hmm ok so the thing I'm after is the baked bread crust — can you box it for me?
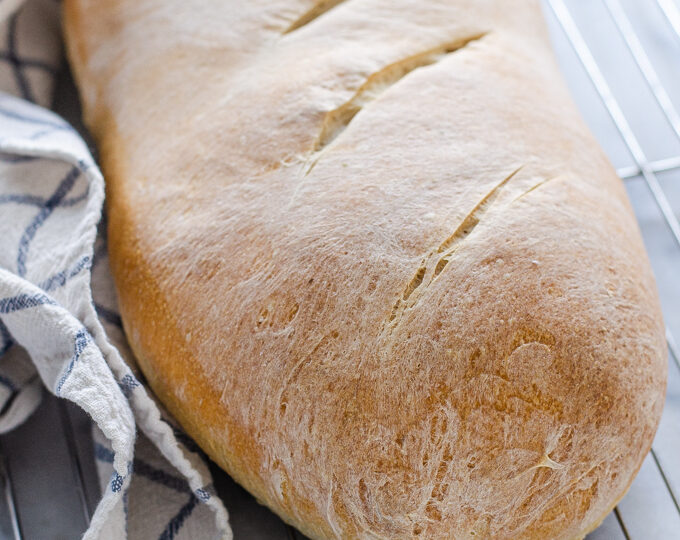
[64,1,667,538]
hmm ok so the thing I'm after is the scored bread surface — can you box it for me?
[63,1,667,538]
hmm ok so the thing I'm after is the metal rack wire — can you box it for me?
[0,1,679,539]
[549,0,680,250]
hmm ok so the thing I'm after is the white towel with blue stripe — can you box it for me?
[0,1,232,538]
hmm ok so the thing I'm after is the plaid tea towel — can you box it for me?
[0,1,232,538]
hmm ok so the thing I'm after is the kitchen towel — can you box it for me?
[0,1,232,538]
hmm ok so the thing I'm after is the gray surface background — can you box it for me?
[1,0,679,538]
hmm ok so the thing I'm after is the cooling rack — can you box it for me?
[0,0,679,538]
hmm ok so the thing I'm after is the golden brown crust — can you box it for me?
[64,1,667,538]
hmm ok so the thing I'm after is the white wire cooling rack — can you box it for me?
[1,1,679,538]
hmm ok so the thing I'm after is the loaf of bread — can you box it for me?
[64,1,667,537]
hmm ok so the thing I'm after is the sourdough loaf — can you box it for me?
[64,1,667,538]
